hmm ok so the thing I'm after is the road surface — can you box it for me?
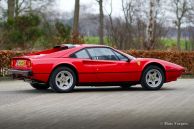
[0,79,194,129]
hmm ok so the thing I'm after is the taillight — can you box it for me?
[12,59,31,69]
[11,60,16,68]
[26,60,32,68]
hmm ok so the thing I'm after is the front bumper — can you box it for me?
[8,69,32,77]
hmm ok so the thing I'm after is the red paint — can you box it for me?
[11,44,185,84]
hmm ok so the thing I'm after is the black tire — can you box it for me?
[141,65,165,90]
[30,82,50,90]
[49,67,76,93]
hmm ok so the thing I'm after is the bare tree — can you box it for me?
[79,5,99,37]
[188,26,194,51]
[15,0,25,17]
[0,0,3,18]
[145,0,156,50]
[105,0,114,46]
[172,0,192,51]
[72,0,80,36]
[15,0,55,17]
[105,0,166,50]
[8,0,15,20]
[106,0,145,49]
[120,0,140,49]
[136,18,147,49]
[96,0,104,45]
[143,0,166,50]
[121,0,133,48]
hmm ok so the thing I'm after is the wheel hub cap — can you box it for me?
[55,71,73,90]
[145,69,162,88]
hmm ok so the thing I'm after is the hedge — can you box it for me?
[0,50,194,77]
[0,50,29,76]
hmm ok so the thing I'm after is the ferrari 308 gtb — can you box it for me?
[9,44,185,93]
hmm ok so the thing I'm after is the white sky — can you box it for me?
[57,0,123,16]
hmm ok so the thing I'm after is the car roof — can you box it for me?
[54,44,107,49]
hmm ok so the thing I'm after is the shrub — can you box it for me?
[55,21,71,42]
[1,14,43,49]
[0,50,194,76]
[0,51,28,76]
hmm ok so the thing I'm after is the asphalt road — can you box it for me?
[0,79,194,129]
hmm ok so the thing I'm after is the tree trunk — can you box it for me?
[29,0,32,13]
[72,0,80,36]
[177,24,181,51]
[8,0,15,20]
[145,0,156,50]
[15,0,19,18]
[98,0,104,45]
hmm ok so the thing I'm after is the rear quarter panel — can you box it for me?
[31,58,78,82]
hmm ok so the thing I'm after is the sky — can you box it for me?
[57,0,123,16]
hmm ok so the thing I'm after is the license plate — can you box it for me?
[16,60,26,67]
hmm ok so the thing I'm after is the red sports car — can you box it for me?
[9,44,185,93]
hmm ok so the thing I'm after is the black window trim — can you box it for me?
[69,46,131,62]
[85,47,127,61]
[111,49,130,61]
[69,48,91,59]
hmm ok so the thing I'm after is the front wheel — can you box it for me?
[141,65,165,90]
[49,67,76,93]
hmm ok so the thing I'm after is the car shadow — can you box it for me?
[0,86,177,94]
[0,87,176,94]
[0,89,54,94]
[73,86,176,93]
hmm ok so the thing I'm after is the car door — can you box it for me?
[70,49,98,83]
[86,47,131,82]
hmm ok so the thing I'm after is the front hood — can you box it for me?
[136,58,171,63]
[135,58,185,71]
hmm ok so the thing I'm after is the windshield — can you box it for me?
[126,54,136,60]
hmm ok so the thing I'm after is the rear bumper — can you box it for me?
[8,69,49,83]
[8,69,32,77]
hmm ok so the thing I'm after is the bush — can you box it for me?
[1,14,43,49]
[0,50,194,77]
[0,51,28,76]
[55,21,71,42]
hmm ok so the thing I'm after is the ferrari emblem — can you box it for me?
[137,61,141,66]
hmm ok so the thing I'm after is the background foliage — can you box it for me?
[0,50,194,76]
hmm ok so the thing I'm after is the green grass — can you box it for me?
[84,36,110,45]
[84,37,192,50]
[160,39,191,50]
[160,39,176,47]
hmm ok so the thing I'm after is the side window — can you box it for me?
[113,51,129,61]
[87,49,96,59]
[71,49,90,59]
[87,48,118,61]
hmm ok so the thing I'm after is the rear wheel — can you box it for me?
[49,67,76,93]
[141,65,165,90]
[30,82,50,90]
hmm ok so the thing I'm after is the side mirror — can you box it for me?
[126,58,130,62]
